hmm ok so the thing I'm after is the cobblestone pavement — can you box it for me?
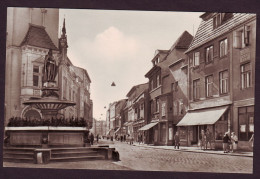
[3,139,253,174]
[3,159,130,170]
[110,140,253,173]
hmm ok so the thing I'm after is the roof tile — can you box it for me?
[20,24,58,50]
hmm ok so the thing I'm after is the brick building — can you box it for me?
[144,31,193,145]
[177,13,256,150]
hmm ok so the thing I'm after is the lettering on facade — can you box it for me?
[240,48,251,62]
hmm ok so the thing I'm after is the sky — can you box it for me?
[58,9,203,121]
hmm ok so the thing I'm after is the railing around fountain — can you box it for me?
[6,117,88,127]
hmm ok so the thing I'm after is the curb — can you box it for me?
[132,144,253,158]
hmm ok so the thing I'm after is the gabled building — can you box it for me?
[144,31,193,146]
[5,8,93,129]
[114,99,127,137]
[125,83,149,140]
[177,13,256,150]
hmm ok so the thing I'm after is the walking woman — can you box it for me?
[230,132,238,152]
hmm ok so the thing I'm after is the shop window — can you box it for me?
[238,106,254,141]
[219,38,228,57]
[205,46,214,63]
[241,63,251,89]
[206,75,213,97]
[215,111,228,140]
[220,70,229,94]
[193,79,200,100]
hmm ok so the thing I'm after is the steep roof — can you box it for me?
[186,13,256,53]
[170,31,193,50]
[20,24,58,50]
[126,83,149,98]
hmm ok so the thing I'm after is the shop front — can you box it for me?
[176,105,230,149]
[133,120,145,142]
[138,121,159,144]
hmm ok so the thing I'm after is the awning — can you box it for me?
[177,106,228,126]
[106,128,113,135]
[138,122,158,131]
[115,127,121,134]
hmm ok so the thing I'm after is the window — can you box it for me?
[157,74,160,87]
[33,66,40,87]
[220,70,229,94]
[171,82,178,92]
[206,75,213,97]
[161,102,166,117]
[193,52,200,66]
[171,83,175,91]
[234,26,250,49]
[205,46,213,63]
[193,79,200,100]
[63,78,67,99]
[175,81,178,91]
[156,99,159,112]
[213,13,224,29]
[241,63,251,89]
[220,39,228,57]
[238,106,254,141]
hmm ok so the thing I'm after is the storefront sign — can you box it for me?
[249,124,254,132]
[240,125,246,132]
[169,128,173,140]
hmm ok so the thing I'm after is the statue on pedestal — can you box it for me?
[43,49,58,83]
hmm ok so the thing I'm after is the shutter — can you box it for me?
[233,31,242,49]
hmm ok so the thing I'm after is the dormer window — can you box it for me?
[213,13,225,29]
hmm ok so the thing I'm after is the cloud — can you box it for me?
[73,26,139,63]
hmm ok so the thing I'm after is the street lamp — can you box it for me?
[111,82,116,86]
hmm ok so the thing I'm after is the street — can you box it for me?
[3,139,253,173]
[109,140,253,173]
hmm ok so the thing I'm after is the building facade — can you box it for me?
[144,31,193,146]
[178,13,256,150]
[5,7,93,129]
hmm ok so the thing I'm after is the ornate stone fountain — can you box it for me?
[5,49,89,148]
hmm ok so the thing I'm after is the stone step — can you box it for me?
[51,151,98,158]
[50,155,105,162]
[3,157,34,163]
[4,152,34,159]
[50,147,93,153]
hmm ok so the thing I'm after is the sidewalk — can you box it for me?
[131,143,253,157]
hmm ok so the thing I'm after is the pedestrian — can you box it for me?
[174,131,180,149]
[223,132,230,153]
[130,135,134,145]
[249,133,254,148]
[140,134,143,144]
[124,135,126,142]
[230,132,238,152]
[200,130,206,150]
[138,133,141,144]
[90,133,94,145]
[96,134,99,143]
[205,129,212,150]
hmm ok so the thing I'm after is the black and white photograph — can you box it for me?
[1,1,258,177]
